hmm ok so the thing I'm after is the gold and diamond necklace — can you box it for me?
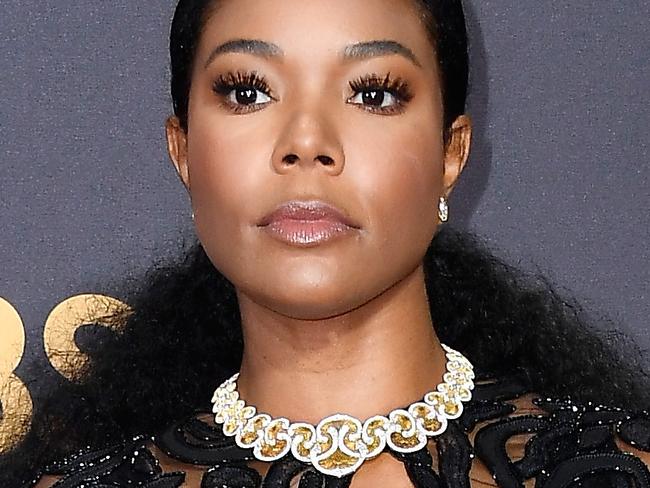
[210,343,475,478]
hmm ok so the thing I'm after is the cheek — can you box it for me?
[346,119,445,254]
[187,107,271,209]
[185,110,272,278]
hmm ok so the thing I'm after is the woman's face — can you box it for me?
[167,0,471,320]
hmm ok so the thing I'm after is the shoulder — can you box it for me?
[463,375,650,485]
[31,434,191,488]
[613,408,650,465]
[31,412,227,488]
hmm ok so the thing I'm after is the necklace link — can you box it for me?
[211,343,475,478]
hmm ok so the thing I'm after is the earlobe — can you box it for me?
[441,115,472,196]
[165,116,190,191]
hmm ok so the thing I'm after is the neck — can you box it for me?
[234,265,447,424]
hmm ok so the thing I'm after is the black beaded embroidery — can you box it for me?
[36,375,650,487]
[35,435,185,487]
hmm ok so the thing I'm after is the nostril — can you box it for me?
[317,155,334,166]
[283,154,299,165]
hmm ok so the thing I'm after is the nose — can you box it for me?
[271,108,345,176]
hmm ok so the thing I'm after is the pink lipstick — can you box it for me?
[258,200,360,247]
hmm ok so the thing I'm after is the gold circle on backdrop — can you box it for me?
[43,294,132,382]
[0,297,24,386]
[0,297,34,454]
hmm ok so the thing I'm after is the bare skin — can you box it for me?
[167,0,470,422]
[32,1,650,486]
[166,0,472,484]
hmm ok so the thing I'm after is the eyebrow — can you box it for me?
[204,38,422,68]
[204,39,283,67]
[343,40,422,68]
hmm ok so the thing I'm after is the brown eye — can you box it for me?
[348,73,413,115]
[227,87,272,106]
[212,71,275,113]
[363,91,384,106]
[349,89,398,109]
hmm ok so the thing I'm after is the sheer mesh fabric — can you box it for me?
[33,374,650,487]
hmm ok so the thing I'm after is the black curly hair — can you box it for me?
[2,1,648,486]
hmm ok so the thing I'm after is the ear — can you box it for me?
[165,116,190,192]
[441,114,472,197]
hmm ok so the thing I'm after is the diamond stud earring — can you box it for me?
[438,196,449,223]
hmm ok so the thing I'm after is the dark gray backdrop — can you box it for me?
[1,0,648,386]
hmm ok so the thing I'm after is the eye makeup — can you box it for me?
[211,69,414,115]
[212,71,275,114]
[348,72,414,115]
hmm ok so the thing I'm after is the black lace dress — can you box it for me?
[32,374,650,487]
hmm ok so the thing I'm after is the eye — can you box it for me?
[348,90,399,109]
[212,71,275,114]
[347,73,413,115]
[226,87,272,106]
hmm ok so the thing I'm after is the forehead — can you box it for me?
[198,0,436,72]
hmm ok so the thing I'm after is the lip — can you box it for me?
[257,199,361,247]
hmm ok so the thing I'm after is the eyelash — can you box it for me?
[212,71,275,114]
[211,71,414,115]
[348,73,414,115]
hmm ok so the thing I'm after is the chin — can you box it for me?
[267,299,361,321]
[250,281,371,321]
